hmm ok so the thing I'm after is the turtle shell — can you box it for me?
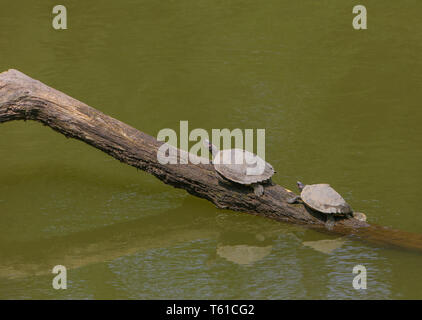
[213,149,275,185]
[301,184,352,215]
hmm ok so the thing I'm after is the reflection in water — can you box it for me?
[0,197,399,299]
[214,230,274,266]
[216,245,272,265]
[302,238,346,255]
[0,0,422,299]
[0,198,294,279]
[0,195,418,299]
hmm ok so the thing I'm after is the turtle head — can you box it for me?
[353,212,367,222]
[203,139,218,158]
[297,181,305,191]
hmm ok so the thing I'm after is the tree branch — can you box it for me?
[1,69,421,252]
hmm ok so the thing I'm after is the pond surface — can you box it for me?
[0,0,421,299]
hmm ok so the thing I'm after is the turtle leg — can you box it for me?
[325,215,335,230]
[287,196,301,204]
[253,184,265,196]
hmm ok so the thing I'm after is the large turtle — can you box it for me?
[288,181,367,228]
[204,139,275,196]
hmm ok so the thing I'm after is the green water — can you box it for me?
[1,0,421,299]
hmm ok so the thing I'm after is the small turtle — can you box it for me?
[288,181,366,228]
[204,139,275,196]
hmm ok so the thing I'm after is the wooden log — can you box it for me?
[1,69,421,252]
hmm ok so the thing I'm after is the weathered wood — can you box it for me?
[1,69,421,252]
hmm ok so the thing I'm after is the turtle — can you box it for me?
[204,139,275,196]
[288,181,367,228]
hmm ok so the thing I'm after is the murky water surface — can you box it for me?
[0,0,421,299]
